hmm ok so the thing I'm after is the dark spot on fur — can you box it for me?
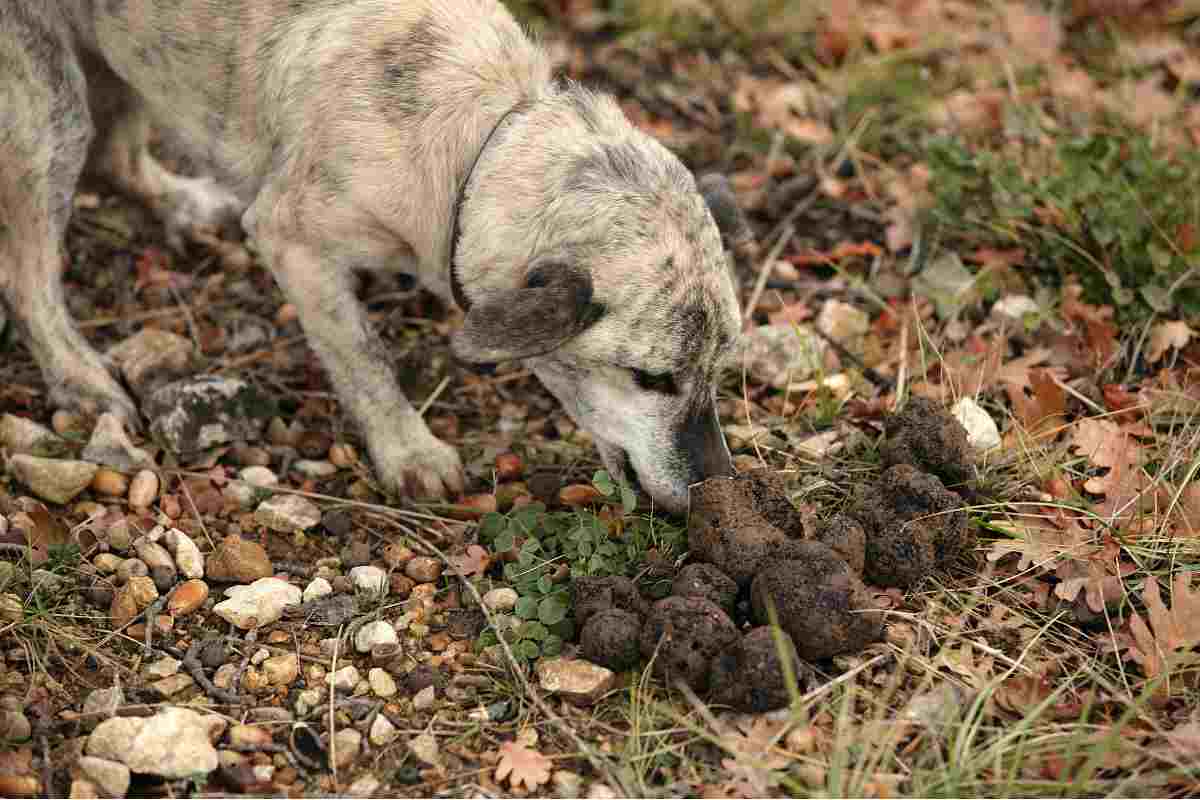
[375,14,446,122]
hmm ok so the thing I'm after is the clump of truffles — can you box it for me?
[814,513,867,574]
[710,626,807,712]
[848,464,972,588]
[580,609,642,671]
[573,575,648,627]
[688,473,808,587]
[672,563,738,616]
[750,541,884,661]
[640,596,740,692]
[880,396,973,487]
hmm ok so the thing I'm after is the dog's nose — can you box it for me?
[676,400,734,481]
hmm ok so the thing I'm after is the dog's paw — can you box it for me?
[161,175,245,251]
[370,434,466,501]
[47,363,141,432]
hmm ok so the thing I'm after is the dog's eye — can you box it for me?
[632,369,678,395]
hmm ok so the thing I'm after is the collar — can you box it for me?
[448,103,524,311]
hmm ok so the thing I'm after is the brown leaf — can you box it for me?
[1004,368,1067,436]
[1146,320,1193,364]
[448,544,491,578]
[494,740,552,791]
[1127,574,1200,682]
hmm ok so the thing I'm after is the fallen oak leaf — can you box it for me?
[1127,574,1200,683]
[1146,320,1193,364]
[494,740,552,791]
[448,544,491,578]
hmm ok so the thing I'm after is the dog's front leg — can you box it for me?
[264,239,465,500]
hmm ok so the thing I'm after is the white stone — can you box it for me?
[369,713,398,746]
[87,707,219,779]
[7,455,97,504]
[254,493,321,532]
[238,466,278,487]
[77,756,131,799]
[332,729,362,768]
[292,459,337,478]
[354,620,398,653]
[0,414,67,457]
[482,587,519,612]
[952,397,1002,451]
[213,578,301,629]
[328,665,361,692]
[302,576,333,603]
[163,528,205,579]
[412,685,437,711]
[992,294,1041,324]
[82,412,154,471]
[143,656,181,680]
[367,668,397,698]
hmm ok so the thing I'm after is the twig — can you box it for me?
[744,223,795,322]
[183,637,246,705]
[417,375,452,418]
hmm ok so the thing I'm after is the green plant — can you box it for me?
[474,470,687,662]
[924,132,1200,321]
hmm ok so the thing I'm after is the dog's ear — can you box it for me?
[451,264,604,363]
[697,173,753,251]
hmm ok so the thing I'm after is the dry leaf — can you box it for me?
[495,740,552,791]
[1127,574,1200,682]
[448,544,491,578]
[1146,320,1193,364]
[1004,4,1062,63]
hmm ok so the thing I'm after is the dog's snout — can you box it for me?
[675,399,733,481]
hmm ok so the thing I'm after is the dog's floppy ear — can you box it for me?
[697,173,752,250]
[451,264,604,364]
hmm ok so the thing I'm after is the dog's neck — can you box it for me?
[448,103,526,311]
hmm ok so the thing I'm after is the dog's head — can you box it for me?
[451,89,745,513]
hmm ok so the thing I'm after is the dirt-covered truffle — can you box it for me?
[688,473,808,587]
[814,514,867,574]
[710,626,807,712]
[672,563,738,616]
[640,596,740,691]
[750,542,884,661]
[580,609,642,671]
[880,396,973,487]
[848,464,973,588]
[573,576,648,628]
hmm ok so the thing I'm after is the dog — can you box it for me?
[0,0,746,514]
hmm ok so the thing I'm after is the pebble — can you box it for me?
[354,620,399,653]
[381,543,415,568]
[291,459,337,478]
[110,576,158,628]
[77,756,131,799]
[262,653,300,685]
[482,587,519,612]
[405,556,443,583]
[87,707,219,778]
[206,535,272,583]
[81,687,125,723]
[328,665,361,692]
[740,324,824,388]
[346,775,381,797]
[144,377,273,453]
[238,465,278,487]
[369,713,399,746]
[91,468,129,497]
[93,553,123,574]
[168,579,209,616]
[412,684,437,711]
[128,469,159,508]
[213,577,301,629]
[367,668,397,698]
[151,674,195,697]
[133,537,176,581]
[228,724,273,749]
[332,729,362,768]
[552,770,584,799]
[105,328,196,398]
[7,455,97,504]
[163,528,204,579]
[349,565,388,595]
[303,576,333,603]
[115,558,148,584]
[0,414,68,457]
[213,664,240,690]
[266,417,299,446]
[294,688,323,717]
[82,412,154,471]
[254,494,321,532]
[328,443,357,468]
[536,658,617,707]
[144,656,181,679]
